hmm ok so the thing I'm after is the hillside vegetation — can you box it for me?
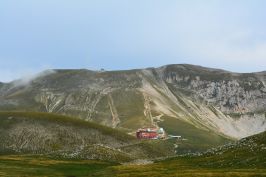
[0,112,174,162]
[0,131,265,177]
[97,131,266,176]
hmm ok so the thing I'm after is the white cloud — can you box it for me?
[12,69,56,87]
[0,63,55,83]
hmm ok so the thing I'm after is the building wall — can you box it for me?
[136,131,158,139]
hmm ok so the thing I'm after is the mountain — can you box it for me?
[0,112,174,162]
[0,64,265,143]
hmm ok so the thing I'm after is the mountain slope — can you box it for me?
[196,130,266,168]
[95,131,266,176]
[0,112,174,162]
[0,64,265,140]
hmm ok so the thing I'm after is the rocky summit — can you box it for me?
[0,64,266,140]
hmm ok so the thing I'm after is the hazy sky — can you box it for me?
[1,0,266,82]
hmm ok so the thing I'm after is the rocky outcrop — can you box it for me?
[162,65,266,113]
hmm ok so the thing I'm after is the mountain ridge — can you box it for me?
[2,63,266,84]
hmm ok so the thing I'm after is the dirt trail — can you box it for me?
[108,94,120,128]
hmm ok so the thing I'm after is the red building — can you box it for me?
[136,127,165,139]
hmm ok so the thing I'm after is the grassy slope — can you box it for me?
[0,111,134,142]
[95,131,266,176]
[0,156,265,177]
[0,112,175,162]
[0,111,231,157]
[0,127,265,177]
[112,90,151,130]
[0,155,114,177]
[158,116,231,153]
